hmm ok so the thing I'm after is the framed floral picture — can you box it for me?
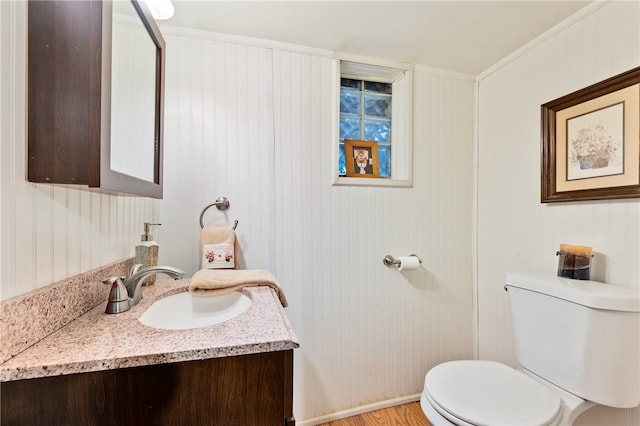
[344,139,380,178]
[541,66,640,202]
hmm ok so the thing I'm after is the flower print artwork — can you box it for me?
[567,102,624,181]
[541,66,640,203]
[201,243,236,269]
[205,249,232,263]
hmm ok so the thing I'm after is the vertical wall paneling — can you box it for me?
[1,2,158,301]
[270,49,475,419]
[156,24,475,421]
[476,2,640,424]
[0,0,15,297]
[159,35,275,276]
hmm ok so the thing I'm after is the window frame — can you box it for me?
[332,58,414,187]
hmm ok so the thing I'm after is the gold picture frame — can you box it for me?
[541,66,640,202]
[345,139,380,178]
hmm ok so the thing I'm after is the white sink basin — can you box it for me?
[138,291,252,330]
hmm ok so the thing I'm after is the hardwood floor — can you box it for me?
[318,402,432,426]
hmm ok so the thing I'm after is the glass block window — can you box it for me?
[334,60,413,187]
[339,78,392,178]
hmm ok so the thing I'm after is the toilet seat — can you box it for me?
[424,360,562,426]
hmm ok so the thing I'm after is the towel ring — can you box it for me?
[199,197,238,230]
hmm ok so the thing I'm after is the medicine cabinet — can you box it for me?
[27,0,165,198]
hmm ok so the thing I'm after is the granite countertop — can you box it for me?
[0,279,299,382]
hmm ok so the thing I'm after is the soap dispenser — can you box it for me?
[135,223,161,285]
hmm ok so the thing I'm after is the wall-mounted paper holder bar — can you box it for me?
[383,254,422,267]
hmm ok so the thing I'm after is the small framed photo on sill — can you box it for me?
[345,139,380,178]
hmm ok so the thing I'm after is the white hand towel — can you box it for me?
[200,226,238,269]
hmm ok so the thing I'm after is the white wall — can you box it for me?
[4,1,638,424]
[0,1,157,301]
[477,2,640,425]
[158,28,475,421]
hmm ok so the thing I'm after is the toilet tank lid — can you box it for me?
[505,272,640,312]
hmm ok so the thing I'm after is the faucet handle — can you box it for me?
[103,276,126,285]
[129,263,143,277]
[103,276,131,314]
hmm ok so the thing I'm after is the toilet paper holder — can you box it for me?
[383,254,422,267]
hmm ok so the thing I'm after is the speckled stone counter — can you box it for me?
[0,279,299,382]
[1,259,132,363]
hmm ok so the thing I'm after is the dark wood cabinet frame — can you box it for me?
[27,0,165,198]
[2,350,295,426]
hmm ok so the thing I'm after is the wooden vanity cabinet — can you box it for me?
[27,0,164,198]
[1,350,295,426]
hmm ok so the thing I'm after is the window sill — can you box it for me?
[332,176,412,188]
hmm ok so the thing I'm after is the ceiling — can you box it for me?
[164,1,592,75]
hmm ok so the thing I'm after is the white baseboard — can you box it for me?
[297,393,423,426]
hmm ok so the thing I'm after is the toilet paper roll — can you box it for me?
[396,255,420,271]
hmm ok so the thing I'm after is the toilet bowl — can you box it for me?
[420,272,639,426]
[420,360,594,426]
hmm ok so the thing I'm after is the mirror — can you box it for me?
[27,0,165,198]
[100,0,165,198]
[110,0,157,182]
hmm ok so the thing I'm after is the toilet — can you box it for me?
[421,272,640,426]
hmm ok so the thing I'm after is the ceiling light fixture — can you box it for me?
[144,0,174,20]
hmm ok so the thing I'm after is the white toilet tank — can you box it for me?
[505,272,640,409]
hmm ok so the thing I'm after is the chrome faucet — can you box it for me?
[124,264,185,306]
[103,264,185,313]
